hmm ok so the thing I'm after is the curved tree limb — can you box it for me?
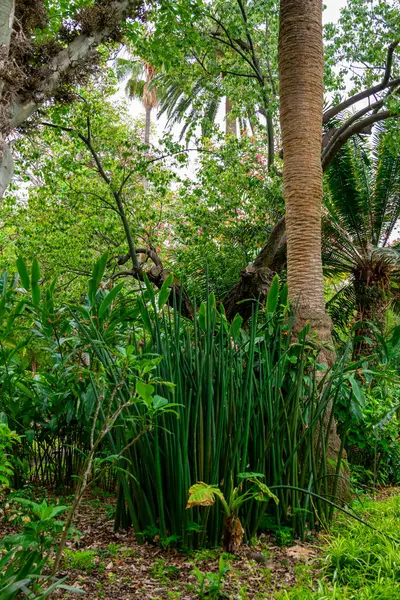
[113,248,193,319]
[0,0,146,198]
[322,110,400,171]
[323,41,399,124]
[10,1,142,129]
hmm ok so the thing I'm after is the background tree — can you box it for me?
[117,57,158,144]
[0,89,180,298]
[0,0,147,196]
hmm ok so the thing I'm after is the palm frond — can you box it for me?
[326,283,357,330]
[325,139,370,249]
[125,78,145,100]
[116,58,144,83]
[322,216,361,275]
[201,97,220,138]
[371,122,400,246]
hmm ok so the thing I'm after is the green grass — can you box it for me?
[276,494,400,599]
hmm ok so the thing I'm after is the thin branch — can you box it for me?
[322,110,400,171]
[236,0,262,79]
[323,41,399,124]
[322,97,385,165]
[222,70,260,79]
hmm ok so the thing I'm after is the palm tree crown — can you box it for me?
[116,57,158,145]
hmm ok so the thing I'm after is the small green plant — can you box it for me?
[150,559,180,582]
[63,549,98,571]
[0,423,20,487]
[2,498,69,554]
[0,498,83,599]
[275,526,295,547]
[192,549,220,563]
[186,474,278,553]
[106,543,120,557]
[192,556,230,599]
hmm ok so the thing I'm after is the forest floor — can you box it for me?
[2,487,400,599]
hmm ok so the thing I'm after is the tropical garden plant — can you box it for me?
[0,1,400,597]
[324,125,400,346]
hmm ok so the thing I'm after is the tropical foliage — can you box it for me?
[324,125,400,335]
[0,0,399,598]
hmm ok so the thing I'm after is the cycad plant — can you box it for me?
[324,124,400,349]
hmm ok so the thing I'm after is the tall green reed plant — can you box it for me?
[113,276,350,548]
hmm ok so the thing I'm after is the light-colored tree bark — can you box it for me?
[225,97,237,137]
[278,0,349,500]
[278,0,328,335]
[0,0,14,97]
[0,0,15,194]
[0,0,143,198]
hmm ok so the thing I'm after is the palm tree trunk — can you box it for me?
[279,0,349,500]
[279,0,328,337]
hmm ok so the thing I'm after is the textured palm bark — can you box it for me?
[279,0,325,324]
[279,0,349,501]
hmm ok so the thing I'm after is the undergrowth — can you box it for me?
[277,493,400,599]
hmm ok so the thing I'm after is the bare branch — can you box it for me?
[323,41,399,124]
[253,217,286,268]
[322,110,400,170]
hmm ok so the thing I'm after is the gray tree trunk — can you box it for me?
[144,106,151,145]
[225,97,237,137]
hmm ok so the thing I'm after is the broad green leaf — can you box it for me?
[158,273,174,310]
[94,252,108,290]
[15,382,35,400]
[198,302,207,332]
[138,297,153,332]
[250,479,279,504]
[143,273,155,299]
[32,282,41,306]
[152,395,169,410]
[229,313,243,339]
[136,380,154,403]
[98,283,124,318]
[266,275,279,313]
[391,325,400,348]
[238,472,264,480]
[349,376,365,407]
[186,482,225,509]
[16,256,30,290]
[31,259,40,285]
